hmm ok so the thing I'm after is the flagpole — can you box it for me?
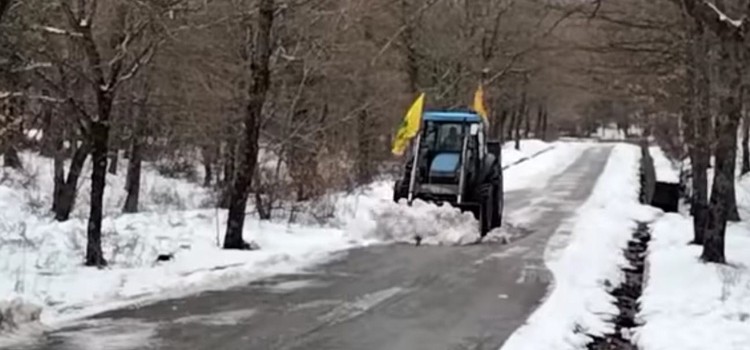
[407,133,422,205]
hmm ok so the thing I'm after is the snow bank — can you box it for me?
[0,207,375,326]
[650,146,679,184]
[0,299,42,333]
[1,151,211,222]
[502,139,553,167]
[637,215,750,350]
[501,144,659,350]
[503,142,587,192]
[0,153,370,327]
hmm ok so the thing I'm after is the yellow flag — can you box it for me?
[391,93,425,156]
[473,85,489,123]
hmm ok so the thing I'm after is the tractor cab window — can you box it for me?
[423,122,465,152]
[440,126,462,151]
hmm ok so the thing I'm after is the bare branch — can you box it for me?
[37,25,83,37]
[113,43,158,89]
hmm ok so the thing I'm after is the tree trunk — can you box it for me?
[255,190,272,220]
[287,107,320,200]
[535,105,544,138]
[3,147,21,169]
[400,0,418,94]
[224,0,274,250]
[704,117,735,263]
[691,22,711,245]
[86,118,110,267]
[727,163,741,221]
[40,105,56,157]
[54,141,89,221]
[495,109,506,142]
[693,146,710,244]
[742,113,750,175]
[108,149,118,175]
[542,108,548,141]
[85,84,115,266]
[356,109,372,185]
[523,105,531,139]
[51,125,65,214]
[515,93,526,150]
[123,133,142,213]
[702,35,743,263]
[201,145,213,187]
[219,139,236,208]
[124,88,149,213]
[514,110,521,150]
[2,95,23,169]
[52,149,65,214]
[506,110,516,141]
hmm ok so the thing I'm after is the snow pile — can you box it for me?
[309,179,481,246]
[0,299,42,333]
[501,144,659,350]
[649,146,679,184]
[366,199,480,245]
[637,216,750,349]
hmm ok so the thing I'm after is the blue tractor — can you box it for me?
[393,110,504,238]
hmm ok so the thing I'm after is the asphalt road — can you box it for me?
[14,145,613,350]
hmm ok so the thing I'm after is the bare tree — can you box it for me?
[742,113,750,175]
[223,0,274,250]
[31,0,174,265]
[1,90,23,169]
[123,83,150,213]
[675,0,748,263]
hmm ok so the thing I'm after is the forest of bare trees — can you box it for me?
[1,0,749,266]
[577,0,750,263]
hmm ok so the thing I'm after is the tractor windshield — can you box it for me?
[424,122,465,152]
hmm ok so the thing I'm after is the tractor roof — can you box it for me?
[423,110,482,123]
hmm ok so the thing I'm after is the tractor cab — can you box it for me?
[414,111,486,200]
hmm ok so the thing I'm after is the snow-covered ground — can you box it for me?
[502,139,553,167]
[636,179,750,350]
[501,143,660,350]
[0,151,377,330]
[0,139,570,334]
[593,125,643,140]
[503,142,587,192]
[650,146,680,184]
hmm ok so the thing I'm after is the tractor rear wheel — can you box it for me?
[478,184,493,237]
[490,169,503,229]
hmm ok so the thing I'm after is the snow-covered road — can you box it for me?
[8,144,614,350]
